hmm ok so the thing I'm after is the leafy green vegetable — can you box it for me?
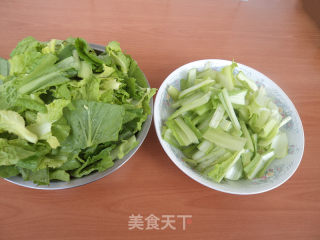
[0,37,156,185]
[0,57,9,78]
[0,110,38,143]
[0,138,35,165]
[75,38,104,66]
[27,99,70,148]
[106,41,130,74]
[0,166,19,178]
[162,62,290,183]
[64,100,124,149]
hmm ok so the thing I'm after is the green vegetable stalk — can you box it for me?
[162,62,290,183]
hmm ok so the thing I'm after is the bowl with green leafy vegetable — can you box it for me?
[0,37,156,189]
[154,59,304,195]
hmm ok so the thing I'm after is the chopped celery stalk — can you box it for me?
[211,152,233,166]
[203,128,246,151]
[183,111,196,119]
[197,112,212,133]
[192,150,206,160]
[191,111,212,125]
[180,78,188,90]
[183,158,198,168]
[259,118,278,138]
[219,119,232,132]
[279,116,292,128]
[182,145,198,158]
[187,68,197,87]
[229,90,247,105]
[219,88,241,130]
[179,79,215,99]
[249,108,271,132]
[258,122,281,147]
[241,150,253,167]
[197,147,226,163]
[174,117,199,145]
[167,85,180,100]
[207,150,244,183]
[183,117,202,139]
[194,102,211,115]
[209,104,225,128]
[229,127,242,137]
[244,150,274,179]
[225,156,243,180]
[198,68,217,80]
[197,140,214,153]
[238,107,250,122]
[196,159,214,172]
[270,110,282,123]
[169,92,211,119]
[166,119,191,146]
[267,101,279,112]
[240,120,254,152]
[257,155,276,178]
[172,91,204,108]
[251,133,258,153]
[162,127,180,148]
[216,62,237,90]
[162,62,291,184]
[244,154,261,179]
[236,71,258,92]
[255,87,270,107]
[271,131,288,158]
[198,152,232,172]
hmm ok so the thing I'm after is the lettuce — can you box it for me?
[0,110,38,143]
[63,100,124,149]
[0,37,156,185]
[28,99,70,148]
[0,57,9,78]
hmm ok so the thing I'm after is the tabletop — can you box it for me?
[0,0,320,239]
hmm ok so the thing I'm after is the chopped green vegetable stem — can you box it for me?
[162,62,291,183]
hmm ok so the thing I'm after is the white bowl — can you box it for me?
[154,59,304,195]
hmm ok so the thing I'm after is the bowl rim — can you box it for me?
[4,43,153,190]
[154,59,305,195]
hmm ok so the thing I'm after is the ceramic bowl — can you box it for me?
[154,59,304,195]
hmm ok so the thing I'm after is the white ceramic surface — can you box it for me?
[154,59,304,195]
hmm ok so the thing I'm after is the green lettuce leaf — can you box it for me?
[0,37,156,185]
[75,38,104,66]
[0,165,19,178]
[71,146,114,178]
[50,169,70,182]
[19,167,50,185]
[0,110,38,143]
[64,100,125,149]
[106,41,130,74]
[27,99,70,148]
[0,57,9,78]
[0,138,35,165]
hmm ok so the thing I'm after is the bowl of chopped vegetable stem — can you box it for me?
[154,59,304,195]
[0,37,156,189]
